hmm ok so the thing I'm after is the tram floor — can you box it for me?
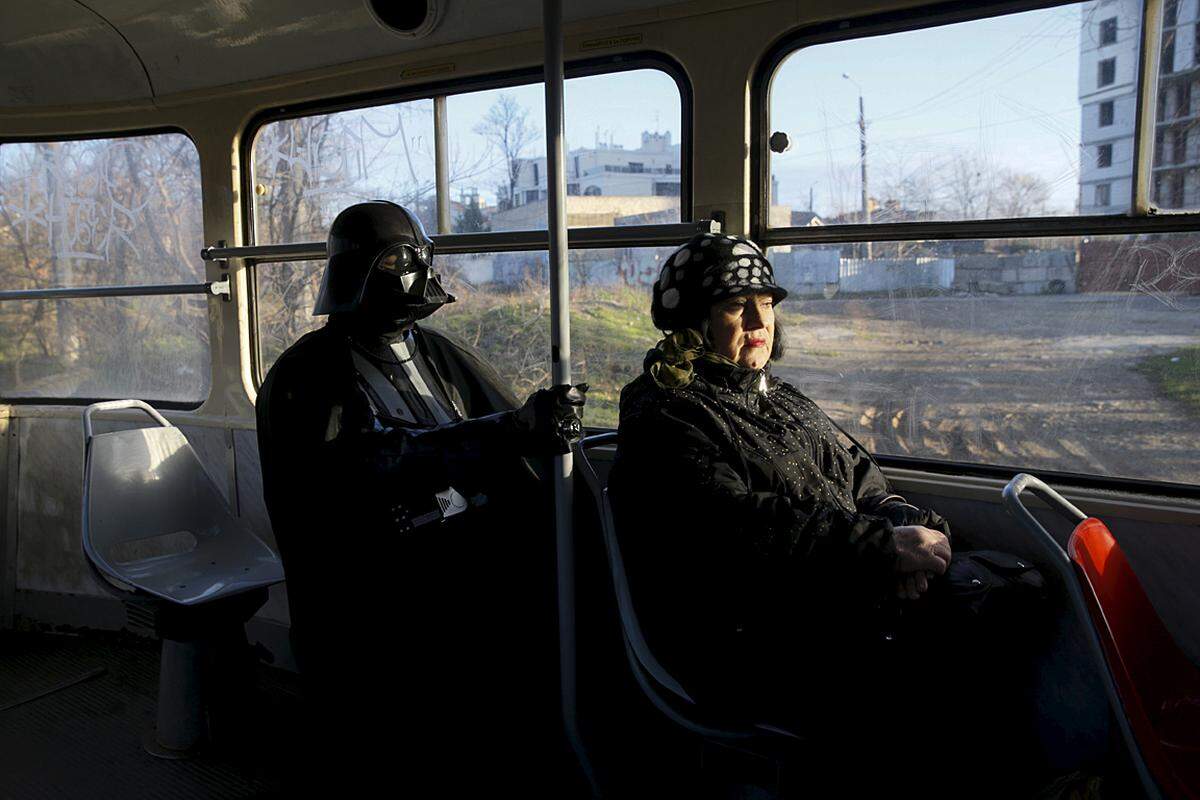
[0,629,301,799]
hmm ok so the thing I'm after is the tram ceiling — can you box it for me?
[1,0,776,111]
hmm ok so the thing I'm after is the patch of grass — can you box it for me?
[1137,346,1200,412]
[430,285,660,429]
[430,284,803,429]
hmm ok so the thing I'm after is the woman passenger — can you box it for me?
[607,232,956,743]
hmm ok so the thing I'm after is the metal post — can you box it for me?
[844,73,871,258]
[434,95,452,234]
[542,0,596,793]
[1132,0,1164,214]
[858,95,872,258]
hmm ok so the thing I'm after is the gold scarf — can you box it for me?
[647,328,737,389]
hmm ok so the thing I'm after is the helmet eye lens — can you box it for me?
[376,245,417,274]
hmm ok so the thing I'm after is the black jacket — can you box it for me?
[609,355,949,709]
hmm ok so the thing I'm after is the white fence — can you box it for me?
[837,257,955,293]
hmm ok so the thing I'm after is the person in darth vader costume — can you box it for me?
[256,201,585,787]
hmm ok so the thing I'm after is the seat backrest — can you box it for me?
[574,438,695,705]
[84,424,234,581]
[1070,518,1200,798]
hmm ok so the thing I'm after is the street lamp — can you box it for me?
[843,73,872,258]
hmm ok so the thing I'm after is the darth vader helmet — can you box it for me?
[313,201,454,320]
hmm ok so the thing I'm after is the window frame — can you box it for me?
[241,52,693,389]
[0,125,211,410]
[751,0,1200,498]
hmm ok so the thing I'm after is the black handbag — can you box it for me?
[936,549,1048,627]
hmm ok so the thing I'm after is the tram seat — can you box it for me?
[575,434,803,782]
[81,399,286,756]
[1004,474,1200,800]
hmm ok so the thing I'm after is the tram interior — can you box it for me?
[2,0,1200,797]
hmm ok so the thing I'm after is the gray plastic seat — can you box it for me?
[81,399,285,756]
[575,433,801,745]
[83,400,284,605]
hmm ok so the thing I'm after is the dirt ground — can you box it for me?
[773,292,1200,486]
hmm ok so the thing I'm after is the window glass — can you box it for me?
[0,295,209,402]
[1151,4,1200,210]
[252,99,438,243]
[251,68,683,241]
[445,69,682,232]
[0,133,210,402]
[769,5,1135,226]
[255,246,677,429]
[766,233,1200,484]
[1100,17,1118,45]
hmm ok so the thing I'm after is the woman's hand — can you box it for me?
[895,570,937,600]
[891,525,951,601]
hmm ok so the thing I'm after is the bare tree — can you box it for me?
[944,153,995,220]
[993,169,1051,218]
[474,94,540,210]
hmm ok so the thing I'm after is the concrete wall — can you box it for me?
[953,250,1078,295]
[772,247,840,296]
[488,195,677,231]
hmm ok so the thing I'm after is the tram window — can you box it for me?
[250,68,684,242]
[0,133,210,403]
[255,246,676,429]
[768,4,1139,222]
[766,233,1200,485]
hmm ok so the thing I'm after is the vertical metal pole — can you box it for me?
[858,95,872,259]
[542,0,596,793]
[434,95,452,234]
[1131,0,1164,215]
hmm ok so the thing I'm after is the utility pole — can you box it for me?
[844,73,871,258]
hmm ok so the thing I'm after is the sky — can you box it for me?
[769,4,1089,216]
[253,3,1097,220]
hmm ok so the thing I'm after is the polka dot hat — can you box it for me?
[651,232,788,331]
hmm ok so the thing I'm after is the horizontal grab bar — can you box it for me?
[0,280,229,302]
[201,220,721,263]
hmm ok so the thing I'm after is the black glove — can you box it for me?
[514,383,588,455]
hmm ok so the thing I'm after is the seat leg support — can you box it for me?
[152,638,206,756]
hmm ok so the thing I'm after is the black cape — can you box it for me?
[256,319,560,774]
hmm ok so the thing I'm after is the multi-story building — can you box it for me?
[509,130,681,206]
[1079,0,1142,214]
[1079,0,1200,213]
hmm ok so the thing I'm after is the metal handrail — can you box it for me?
[0,280,230,302]
[82,399,172,442]
[200,220,721,263]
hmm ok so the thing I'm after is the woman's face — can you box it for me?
[707,291,775,370]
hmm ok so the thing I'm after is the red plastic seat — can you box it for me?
[1069,518,1200,800]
